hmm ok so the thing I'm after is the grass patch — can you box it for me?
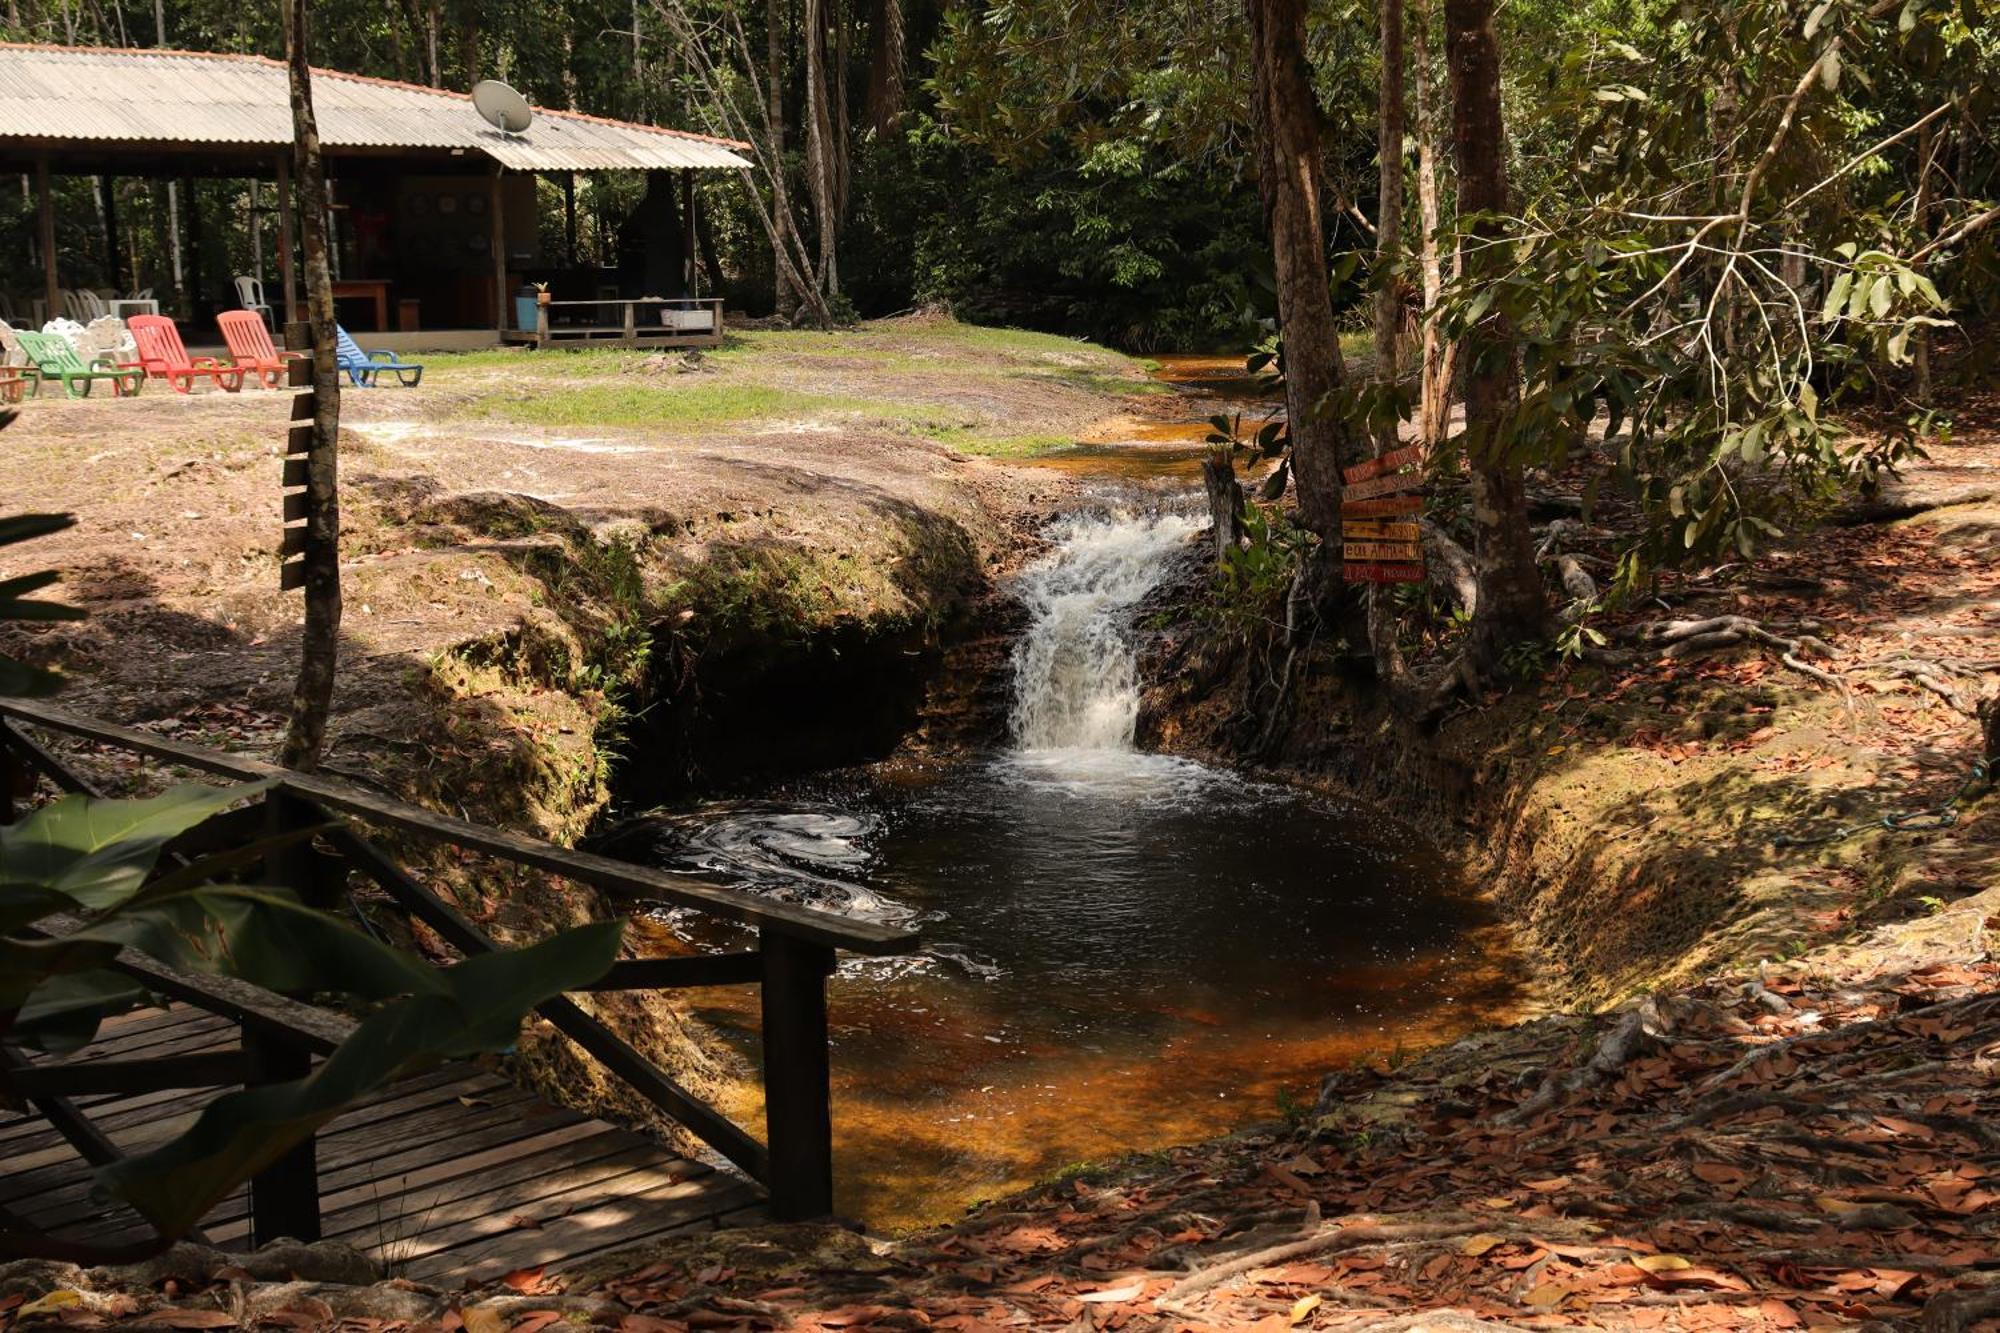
[427,347,652,376]
[929,427,1077,457]
[479,382,863,429]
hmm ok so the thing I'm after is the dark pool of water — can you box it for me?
[610,751,1525,1229]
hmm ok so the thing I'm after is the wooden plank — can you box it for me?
[278,559,306,592]
[1340,520,1420,542]
[410,1173,762,1286]
[286,358,312,389]
[1341,443,1424,485]
[0,700,918,954]
[187,1095,580,1232]
[4,1050,256,1097]
[303,1125,646,1234]
[290,391,316,420]
[282,457,311,488]
[1341,562,1427,584]
[318,1147,691,1261]
[1343,541,1423,563]
[1341,470,1423,503]
[283,492,310,523]
[1,1071,518,1200]
[16,1070,499,1227]
[583,953,763,991]
[286,424,314,455]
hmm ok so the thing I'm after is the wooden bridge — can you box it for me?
[0,699,918,1276]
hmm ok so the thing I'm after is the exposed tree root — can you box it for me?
[1637,614,1846,691]
[1497,1001,1661,1127]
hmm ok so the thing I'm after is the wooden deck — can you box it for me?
[2,1005,767,1285]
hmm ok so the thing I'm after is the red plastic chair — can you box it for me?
[129,315,245,394]
[217,310,307,389]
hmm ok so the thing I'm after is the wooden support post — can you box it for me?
[275,153,299,333]
[621,299,637,344]
[536,296,548,350]
[243,1025,320,1244]
[490,166,507,335]
[563,171,578,266]
[36,158,57,324]
[0,720,30,824]
[99,175,124,294]
[759,929,835,1221]
[680,168,696,297]
[263,785,331,910]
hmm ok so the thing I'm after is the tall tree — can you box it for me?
[1245,0,1354,540]
[1372,0,1406,421]
[767,0,794,316]
[1442,0,1544,669]
[1367,0,1410,681]
[1410,0,1453,453]
[279,0,343,772]
[802,0,841,295]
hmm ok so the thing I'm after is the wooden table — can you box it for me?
[330,278,391,331]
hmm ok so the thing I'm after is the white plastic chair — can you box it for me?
[234,275,273,329]
[64,289,107,322]
[107,287,159,319]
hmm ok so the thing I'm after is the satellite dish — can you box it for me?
[472,80,533,135]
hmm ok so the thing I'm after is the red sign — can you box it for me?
[1342,494,1425,518]
[1342,470,1423,502]
[1341,444,1425,485]
[1341,562,1426,584]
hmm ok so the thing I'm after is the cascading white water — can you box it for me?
[1009,508,1200,753]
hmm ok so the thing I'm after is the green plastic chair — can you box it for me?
[17,330,143,399]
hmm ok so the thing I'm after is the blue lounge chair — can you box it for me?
[334,325,423,387]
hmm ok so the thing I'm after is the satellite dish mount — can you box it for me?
[472,80,534,136]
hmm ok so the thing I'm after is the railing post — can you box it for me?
[759,929,835,1221]
[262,787,333,910]
[621,300,637,345]
[536,297,549,350]
[244,1025,320,1244]
[0,720,27,824]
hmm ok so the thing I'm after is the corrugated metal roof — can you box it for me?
[0,44,752,170]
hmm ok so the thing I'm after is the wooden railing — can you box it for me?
[511,296,726,349]
[0,698,917,1233]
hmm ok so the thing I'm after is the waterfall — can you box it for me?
[1009,509,1199,753]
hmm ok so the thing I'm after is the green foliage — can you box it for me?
[0,781,622,1239]
[1213,503,1313,640]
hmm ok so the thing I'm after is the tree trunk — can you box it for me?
[1373,0,1406,419]
[1368,0,1409,682]
[279,0,342,773]
[1442,0,1545,669]
[802,0,841,300]
[1411,0,1454,451]
[1245,0,1353,540]
[1203,454,1245,561]
[864,0,905,133]
[1911,120,1936,405]
[767,0,795,317]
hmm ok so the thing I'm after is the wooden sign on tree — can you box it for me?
[1339,445,1425,584]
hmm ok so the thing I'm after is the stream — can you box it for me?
[615,359,1527,1230]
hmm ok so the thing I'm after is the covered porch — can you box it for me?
[0,44,752,352]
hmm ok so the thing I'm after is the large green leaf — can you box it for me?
[10,968,151,1054]
[0,782,274,913]
[95,885,442,1001]
[100,920,623,1236]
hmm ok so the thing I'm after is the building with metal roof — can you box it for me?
[5,43,752,347]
